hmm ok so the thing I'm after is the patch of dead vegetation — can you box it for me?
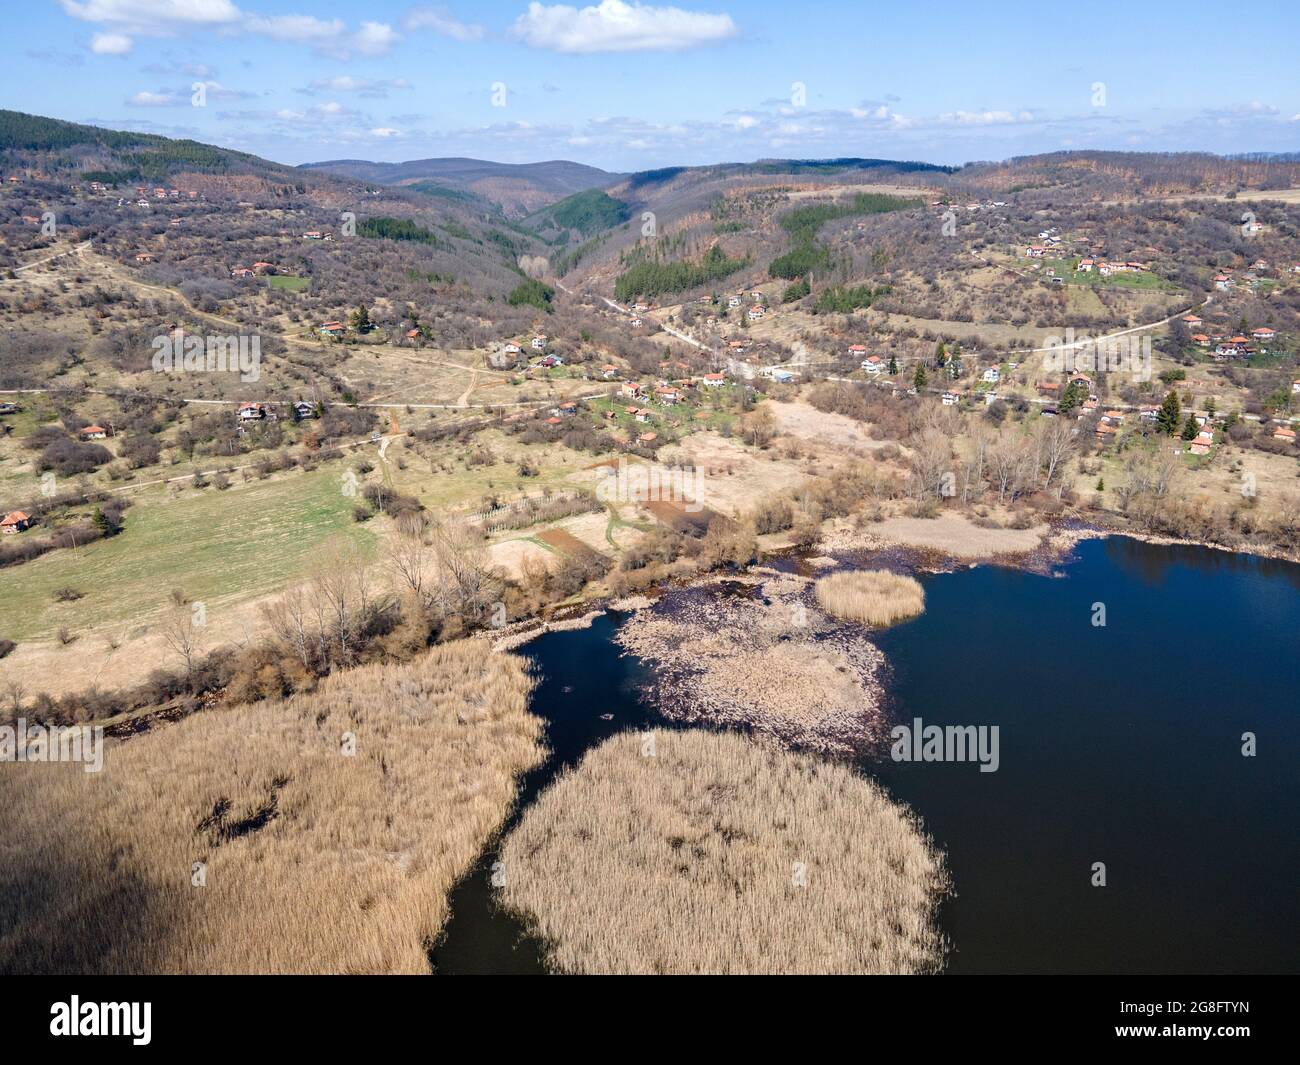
[498,728,946,974]
[615,575,884,755]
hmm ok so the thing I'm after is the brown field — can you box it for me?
[497,728,946,974]
[535,526,608,566]
[0,640,543,974]
[815,569,926,627]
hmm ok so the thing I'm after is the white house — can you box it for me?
[942,392,958,406]
[982,367,1000,384]
[701,373,727,388]
[531,336,547,350]
[747,306,766,321]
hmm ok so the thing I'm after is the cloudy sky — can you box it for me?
[9,0,1300,170]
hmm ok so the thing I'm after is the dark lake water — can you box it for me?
[432,537,1300,975]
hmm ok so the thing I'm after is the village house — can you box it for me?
[304,230,323,240]
[1214,274,1233,291]
[293,401,318,421]
[134,252,154,263]
[982,367,1000,384]
[79,425,107,440]
[1076,259,1095,272]
[1025,246,1046,258]
[630,317,644,328]
[1182,314,1202,327]
[1,511,33,534]
[701,373,727,388]
[599,364,619,379]
[1190,430,1215,456]
[319,321,346,337]
[861,355,884,374]
[1292,379,1300,395]
[531,335,548,350]
[635,408,654,423]
[654,386,682,405]
[1036,381,1060,396]
[1252,327,1276,341]
[237,402,271,423]
[536,354,563,368]
[766,368,796,384]
[848,344,868,357]
[1275,427,1297,444]
[620,381,645,400]
[747,306,766,321]
[230,266,256,279]
[638,431,658,444]
[728,296,741,307]
[942,392,959,406]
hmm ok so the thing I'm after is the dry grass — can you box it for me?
[615,577,885,755]
[498,729,946,974]
[0,640,543,974]
[815,569,926,627]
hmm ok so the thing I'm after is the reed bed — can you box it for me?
[0,641,543,974]
[615,576,885,755]
[498,729,947,974]
[815,570,926,627]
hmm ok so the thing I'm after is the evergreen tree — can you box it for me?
[913,363,928,389]
[1157,390,1181,435]
[1181,413,1199,441]
[350,304,371,332]
[888,354,898,375]
[92,507,115,537]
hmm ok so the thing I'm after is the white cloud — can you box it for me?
[90,31,134,53]
[510,0,737,53]
[62,2,399,58]
[734,114,758,129]
[127,89,182,106]
[61,0,241,26]
[369,127,403,138]
[402,7,484,41]
[356,21,399,55]
[938,110,1035,126]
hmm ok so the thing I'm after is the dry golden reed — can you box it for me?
[498,729,946,974]
[815,569,926,627]
[0,640,543,974]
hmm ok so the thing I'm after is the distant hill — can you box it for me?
[0,110,556,296]
[300,156,618,217]
[0,109,299,186]
[523,189,631,240]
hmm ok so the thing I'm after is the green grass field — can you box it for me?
[267,274,310,292]
[0,466,373,641]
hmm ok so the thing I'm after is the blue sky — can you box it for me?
[7,1,1299,170]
